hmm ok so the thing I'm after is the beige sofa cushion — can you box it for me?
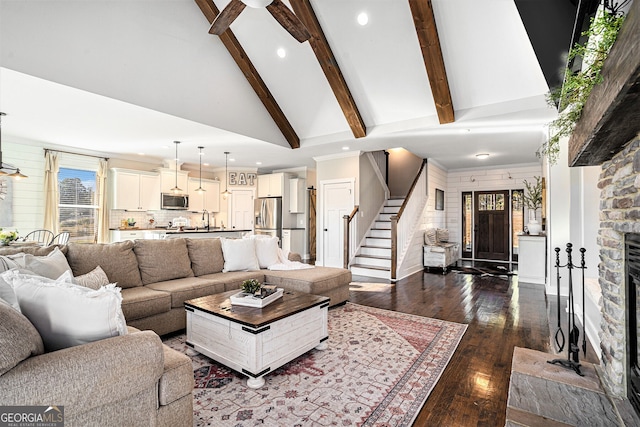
[159,345,194,406]
[264,266,351,296]
[66,241,143,288]
[146,277,226,308]
[0,244,67,257]
[186,238,224,276]
[134,239,194,285]
[120,287,172,321]
[0,298,44,375]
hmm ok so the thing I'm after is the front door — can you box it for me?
[474,190,510,261]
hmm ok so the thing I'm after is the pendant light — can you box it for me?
[171,141,182,193]
[0,112,28,180]
[221,151,232,200]
[195,146,205,193]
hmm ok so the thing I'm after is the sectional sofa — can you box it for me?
[0,238,351,426]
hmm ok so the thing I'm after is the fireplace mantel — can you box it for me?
[568,0,640,167]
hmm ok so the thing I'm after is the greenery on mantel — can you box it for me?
[538,5,626,165]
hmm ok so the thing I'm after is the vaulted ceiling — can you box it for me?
[0,0,573,171]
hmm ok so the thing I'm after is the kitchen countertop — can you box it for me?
[110,228,251,234]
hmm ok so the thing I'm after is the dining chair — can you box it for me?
[50,231,70,246]
[21,229,55,246]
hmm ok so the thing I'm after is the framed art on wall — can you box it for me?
[435,188,444,211]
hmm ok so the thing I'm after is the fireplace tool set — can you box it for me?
[548,243,587,376]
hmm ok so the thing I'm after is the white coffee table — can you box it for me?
[185,290,329,389]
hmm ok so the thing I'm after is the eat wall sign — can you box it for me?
[228,172,257,187]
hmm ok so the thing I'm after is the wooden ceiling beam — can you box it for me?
[290,0,367,138]
[408,0,455,124]
[194,0,300,149]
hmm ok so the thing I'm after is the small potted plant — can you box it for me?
[523,176,543,235]
[241,278,262,296]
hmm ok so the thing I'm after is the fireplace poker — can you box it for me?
[580,247,587,357]
[554,247,565,352]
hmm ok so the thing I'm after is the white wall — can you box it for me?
[446,163,543,251]
[546,135,602,360]
[2,137,47,233]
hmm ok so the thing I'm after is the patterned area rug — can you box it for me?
[163,303,467,427]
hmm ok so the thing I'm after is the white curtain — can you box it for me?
[96,159,109,243]
[43,151,59,234]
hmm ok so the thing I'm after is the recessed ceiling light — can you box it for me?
[476,153,490,160]
[256,161,262,165]
[277,47,286,58]
[137,152,145,156]
[342,146,350,150]
[357,12,369,26]
[229,158,236,162]
[203,162,210,166]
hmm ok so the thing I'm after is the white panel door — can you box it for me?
[230,190,253,231]
[322,181,353,268]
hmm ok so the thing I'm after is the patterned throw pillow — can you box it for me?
[424,229,437,246]
[74,266,110,290]
[436,228,449,243]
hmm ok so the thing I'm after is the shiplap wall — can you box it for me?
[1,138,46,232]
[446,163,543,247]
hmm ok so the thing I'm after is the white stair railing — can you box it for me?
[390,160,428,280]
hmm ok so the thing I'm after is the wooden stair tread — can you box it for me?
[361,245,391,249]
[355,255,391,260]
[351,264,391,271]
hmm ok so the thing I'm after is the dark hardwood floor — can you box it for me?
[348,269,598,427]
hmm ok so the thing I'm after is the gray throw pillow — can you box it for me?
[0,298,44,375]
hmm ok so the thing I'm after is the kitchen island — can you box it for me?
[109,228,251,242]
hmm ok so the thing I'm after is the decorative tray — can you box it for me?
[230,288,284,308]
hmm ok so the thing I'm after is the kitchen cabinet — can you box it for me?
[110,229,148,242]
[110,169,160,211]
[289,177,306,213]
[160,169,189,194]
[188,178,220,213]
[282,229,305,255]
[257,173,285,197]
[518,235,546,285]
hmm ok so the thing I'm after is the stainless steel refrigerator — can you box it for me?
[254,197,282,244]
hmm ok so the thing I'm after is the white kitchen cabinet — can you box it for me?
[160,169,189,194]
[110,229,147,242]
[289,177,306,213]
[282,229,305,255]
[110,169,160,211]
[257,173,285,197]
[188,178,221,213]
[518,235,547,285]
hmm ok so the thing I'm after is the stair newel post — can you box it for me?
[391,214,398,280]
[343,214,350,269]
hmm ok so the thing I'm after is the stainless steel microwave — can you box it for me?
[161,193,189,210]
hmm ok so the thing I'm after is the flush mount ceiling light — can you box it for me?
[171,141,183,193]
[476,153,490,160]
[221,151,232,200]
[0,112,28,180]
[195,146,206,194]
[357,12,369,26]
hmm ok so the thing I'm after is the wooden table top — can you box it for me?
[184,290,330,329]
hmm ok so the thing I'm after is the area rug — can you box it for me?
[450,265,515,277]
[349,281,395,292]
[163,303,466,427]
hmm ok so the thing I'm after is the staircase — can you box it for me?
[350,198,403,279]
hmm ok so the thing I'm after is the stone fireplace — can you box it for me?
[597,134,640,414]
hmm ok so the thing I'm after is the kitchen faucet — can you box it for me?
[202,210,210,231]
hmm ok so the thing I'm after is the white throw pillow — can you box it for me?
[0,257,21,311]
[251,235,280,268]
[74,266,110,290]
[0,269,127,352]
[11,247,72,279]
[220,238,260,272]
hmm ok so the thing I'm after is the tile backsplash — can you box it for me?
[110,210,218,229]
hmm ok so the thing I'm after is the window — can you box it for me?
[59,167,98,243]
